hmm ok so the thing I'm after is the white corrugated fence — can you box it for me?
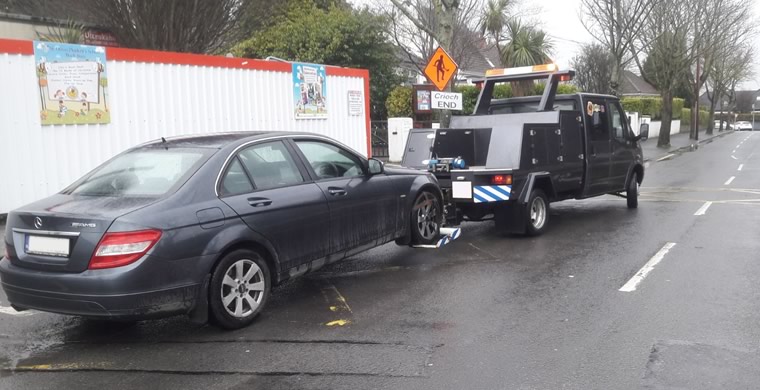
[0,39,370,213]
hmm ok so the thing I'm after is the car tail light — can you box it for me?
[89,230,162,270]
[491,174,513,185]
[3,246,9,260]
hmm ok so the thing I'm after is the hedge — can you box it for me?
[620,97,685,120]
[681,108,710,127]
[532,82,579,96]
[456,85,480,115]
[386,86,413,118]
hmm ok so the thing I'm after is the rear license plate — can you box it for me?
[26,235,70,257]
[452,181,472,199]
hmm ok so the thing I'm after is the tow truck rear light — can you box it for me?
[491,174,513,185]
[486,63,558,77]
[89,229,162,270]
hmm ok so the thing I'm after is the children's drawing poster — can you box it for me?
[34,41,110,125]
[293,62,327,119]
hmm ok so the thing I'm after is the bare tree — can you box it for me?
[570,43,614,94]
[639,0,700,147]
[580,0,655,96]
[705,47,754,134]
[383,0,483,75]
[686,0,754,138]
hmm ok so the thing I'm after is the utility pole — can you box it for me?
[693,57,700,141]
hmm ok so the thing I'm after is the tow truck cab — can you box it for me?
[409,65,649,235]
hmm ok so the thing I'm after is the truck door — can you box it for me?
[608,101,635,191]
[583,97,614,195]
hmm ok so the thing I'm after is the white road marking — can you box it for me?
[724,176,736,186]
[619,243,677,292]
[738,164,744,171]
[657,154,675,162]
[731,155,738,160]
[0,305,35,317]
[694,201,713,216]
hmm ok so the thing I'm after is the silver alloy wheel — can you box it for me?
[530,196,547,230]
[221,259,265,318]
[415,192,439,241]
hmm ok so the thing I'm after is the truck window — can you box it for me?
[610,103,628,141]
[585,99,609,141]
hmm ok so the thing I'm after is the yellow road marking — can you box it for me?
[325,319,352,327]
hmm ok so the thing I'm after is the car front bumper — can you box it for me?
[0,256,208,320]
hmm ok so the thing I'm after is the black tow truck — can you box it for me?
[403,65,650,235]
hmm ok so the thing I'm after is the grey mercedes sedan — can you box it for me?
[0,132,442,329]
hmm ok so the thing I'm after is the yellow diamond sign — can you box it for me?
[424,47,458,91]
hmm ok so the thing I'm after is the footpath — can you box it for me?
[641,129,735,162]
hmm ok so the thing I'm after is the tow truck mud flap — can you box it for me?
[412,227,462,249]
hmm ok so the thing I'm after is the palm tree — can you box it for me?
[479,0,511,53]
[501,20,554,96]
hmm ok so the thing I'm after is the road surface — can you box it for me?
[1,131,759,389]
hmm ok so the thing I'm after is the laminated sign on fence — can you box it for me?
[33,41,110,125]
[293,62,327,119]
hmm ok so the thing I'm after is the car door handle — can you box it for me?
[247,197,272,207]
[327,187,347,196]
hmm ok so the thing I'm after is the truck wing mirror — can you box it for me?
[638,123,649,141]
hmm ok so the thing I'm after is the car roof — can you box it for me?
[138,131,316,149]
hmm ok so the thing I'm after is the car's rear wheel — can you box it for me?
[627,173,639,209]
[410,190,441,245]
[525,189,549,236]
[209,249,270,330]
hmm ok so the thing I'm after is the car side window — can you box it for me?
[295,141,365,180]
[586,99,610,141]
[221,157,254,196]
[610,103,628,142]
[238,141,304,191]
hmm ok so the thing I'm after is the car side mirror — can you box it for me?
[638,123,649,141]
[368,158,384,175]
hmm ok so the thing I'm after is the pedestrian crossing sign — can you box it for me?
[424,47,458,92]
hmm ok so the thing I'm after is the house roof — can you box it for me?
[460,43,502,77]
[620,71,659,96]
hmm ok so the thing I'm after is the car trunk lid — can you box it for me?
[5,194,158,273]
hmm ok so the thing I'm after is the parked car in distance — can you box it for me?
[0,132,443,329]
[736,121,753,131]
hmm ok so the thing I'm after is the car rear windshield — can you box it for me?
[67,148,211,197]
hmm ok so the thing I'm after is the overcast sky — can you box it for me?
[349,0,760,91]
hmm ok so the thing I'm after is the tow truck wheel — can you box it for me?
[526,189,549,236]
[411,190,441,245]
[627,173,639,209]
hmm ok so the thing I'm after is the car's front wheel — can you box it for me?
[410,190,441,245]
[209,249,270,330]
